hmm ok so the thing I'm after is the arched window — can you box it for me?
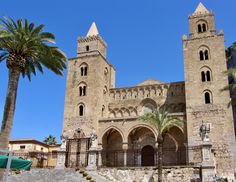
[84,67,87,76]
[199,46,210,61]
[200,67,212,82]
[80,63,88,76]
[79,82,87,96]
[202,24,207,32]
[79,104,85,116]
[142,103,154,114]
[197,21,208,33]
[201,71,206,82]
[200,51,204,60]
[204,92,211,104]
[206,71,211,81]
[79,86,86,96]
[198,24,202,33]
[80,67,84,76]
[204,50,209,60]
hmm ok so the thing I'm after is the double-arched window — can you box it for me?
[199,46,210,61]
[79,82,87,96]
[201,67,212,82]
[198,23,207,33]
[201,71,211,82]
[80,63,88,76]
[197,20,208,33]
[199,50,209,60]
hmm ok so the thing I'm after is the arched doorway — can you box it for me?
[127,126,156,166]
[141,145,154,166]
[102,128,123,167]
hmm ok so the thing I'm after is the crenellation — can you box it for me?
[109,82,185,102]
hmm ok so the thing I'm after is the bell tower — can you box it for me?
[183,3,236,177]
[62,22,115,139]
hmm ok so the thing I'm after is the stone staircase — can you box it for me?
[8,169,88,182]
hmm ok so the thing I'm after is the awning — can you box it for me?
[0,154,32,170]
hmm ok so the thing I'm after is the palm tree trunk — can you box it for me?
[0,68,20,181]
[0,68,20,149]
[158,141,163,182]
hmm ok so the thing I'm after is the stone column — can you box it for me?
[201,141,215,182]
[98,143,103,167]
[55,151,67,169]
[86,149,98,170]
[199,123,215,182]
[55,137,67,169]
[86,130,98,171]
[122,143,128,167]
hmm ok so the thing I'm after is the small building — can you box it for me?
[9,138,60,168]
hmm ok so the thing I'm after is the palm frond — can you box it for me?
[139,110,185,138]
[166,133,179,152]
[0,17,67,80]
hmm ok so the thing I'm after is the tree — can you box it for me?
[226,42,236,62]
[221,43,236,107]
[0,17,67,150]
[139,110,185,182]
[43,134,57,145]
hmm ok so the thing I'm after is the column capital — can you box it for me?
[98,143,103,151]
[122,143,128,150]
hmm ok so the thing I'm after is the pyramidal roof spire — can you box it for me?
[86,22,99,37]
[193,2,210,15]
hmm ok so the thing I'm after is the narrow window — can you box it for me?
[86,46,89,51]
[81,67,84,76]
[204,50,209,60]
[205,92,211,104]
[198,24,202,33]
[200,51,204,60]
[206,71,211,81]
[202,24,207,32]
[84,67,87,76]
[201,71,206,82]
[102,105,105,117]
[83,86,86,96]
[79,105,84,116]
[79,87,83,96]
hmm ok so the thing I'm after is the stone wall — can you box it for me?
[94,167,200,182]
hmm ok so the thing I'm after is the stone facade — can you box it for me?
[61,3,236,179]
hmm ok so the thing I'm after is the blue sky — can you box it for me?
[0,0,235,143]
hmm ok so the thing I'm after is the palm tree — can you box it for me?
[139,110,185,182]
[44,134,57,145]
[0,17,67,150]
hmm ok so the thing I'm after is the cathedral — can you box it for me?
[61,3,236,179]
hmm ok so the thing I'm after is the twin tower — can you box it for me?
[62,3,236,178]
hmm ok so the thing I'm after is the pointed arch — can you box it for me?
[127,124,158,141]
[101,126,125,143]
